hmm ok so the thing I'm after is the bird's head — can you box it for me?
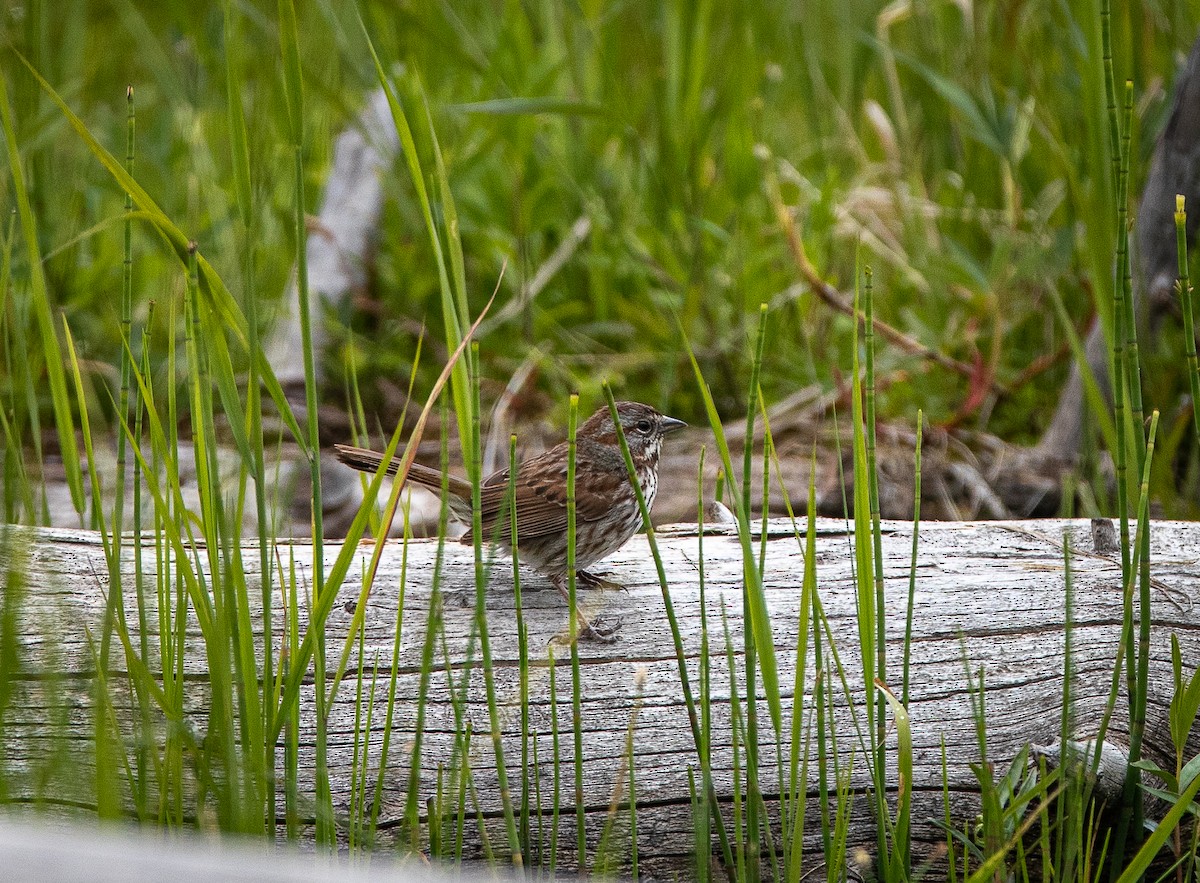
[579,401,687,460]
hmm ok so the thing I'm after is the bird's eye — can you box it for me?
[635,419,652,434]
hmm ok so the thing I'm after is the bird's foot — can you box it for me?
[577,570,627,592]
[551,613,621,645]
[579,614,622,643]
[549,576,622,643]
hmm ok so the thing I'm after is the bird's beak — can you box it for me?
[661,416,688,434]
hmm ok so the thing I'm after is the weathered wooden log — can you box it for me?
[2,519,1198,880]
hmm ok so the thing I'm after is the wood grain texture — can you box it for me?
[2,519,1198,879]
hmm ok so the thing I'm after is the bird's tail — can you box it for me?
[333,444,396,475]
[333,444,475,503]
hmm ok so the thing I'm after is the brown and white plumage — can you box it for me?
[334,402,686,638]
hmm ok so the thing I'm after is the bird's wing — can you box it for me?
[467,442,625,540]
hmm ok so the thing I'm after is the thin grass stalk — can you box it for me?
[455,720,471,863]
[623,700,640,882]
[880,683,912,877]
[1117,80,1146,475]
[0,210,37,522]
[222,2,274,823]
[133,304,154,813]
[507,433,532,856]
[348,625,368,849]
[165,290,179,533]
[466,745,497,864]
[360,654,380,848]
[184,243,242,826]
[849,264,884,867]
[92,387,168,822]
[113,83,133,568]
[697,446,713,883]
[166,414,184,830]
[721,603,746,881]
[0,67,84,517]
[863,265,896,876]
[369,494,411,842]
[600,382,735,872]
[466,342,522,867]
[284,553,299,839]
[1129,411,1160,784]
[326,347,478,701]
[405,409,454,849]
[943,738,957,883]
[0,527,24,800]
[1055,533,1077,881]
[549,646,562,876]
[434,504,483,870]
[1098,64,1138,876]
[433,762,446,861]
[356,17,474,449]
[812,534,834,874]
[966,665,1003,871]
[674,314,782,738]
[1174,196,1200,454]
[1087,539,1133,808]
[429,787,442,859]
[80,627,140,811]
[1119,85,1153,864]
[213,445,266,828]
[1099,0,1134,596]
[99,343,174,822]
[270,297,490,748]
[741,303,769,881]
[439,582,477,865]
[762,404,788,871]
[195,249,264,831]
[1037,755,1053,883]
[758,398,771,581]
[63,317,121,817]
[567,394,587,872]
[1100,0,1120,195]
[902,411,922,708]
[532,732,544,870]
[419,86,470,337]
[429,405,460,854]
[787,460,819,883]
[829,744,856,883]
[863,267,885,670]
[276,0,330,843]
[689,767,704,881]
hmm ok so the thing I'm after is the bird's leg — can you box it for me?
[550,575,621,643]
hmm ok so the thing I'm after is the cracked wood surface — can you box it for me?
[2,518,1199,879]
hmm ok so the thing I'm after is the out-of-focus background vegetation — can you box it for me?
[2,0,1198,489]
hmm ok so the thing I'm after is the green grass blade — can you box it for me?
[356,14,474,451]
[0,66,84,517]
[1175,196,1200,461]
[674,312,782,735]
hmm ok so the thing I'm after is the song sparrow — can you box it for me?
[334,401,687,639]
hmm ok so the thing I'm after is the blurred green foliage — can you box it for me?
[1,0,1198,461]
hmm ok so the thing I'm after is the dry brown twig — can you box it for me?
[771,196,1010,396]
